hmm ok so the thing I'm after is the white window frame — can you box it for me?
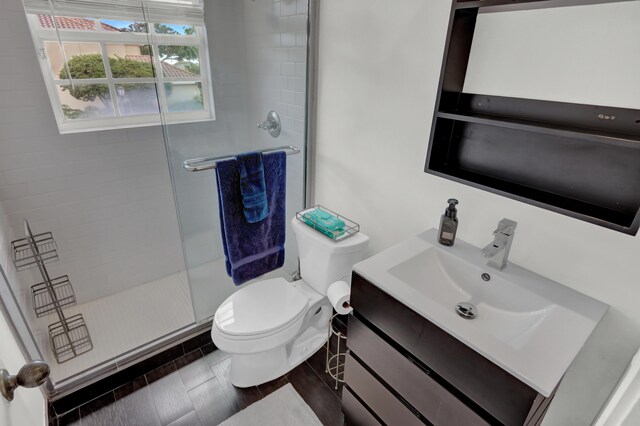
[26,14,216,134]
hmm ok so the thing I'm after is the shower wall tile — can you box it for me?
[281,0,298,17]
[244,0,309,278]
[161,0,310,322]
[0,0,185,304]
[167,0,250,272]
[288,47,306,62]
[296,0,309,14]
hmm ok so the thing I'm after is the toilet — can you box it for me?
[211,217,369,388]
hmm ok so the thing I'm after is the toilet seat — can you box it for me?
[214,277,309,338]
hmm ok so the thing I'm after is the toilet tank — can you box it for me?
[291,218,369,296]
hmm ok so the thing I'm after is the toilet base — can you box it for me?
[229,303,332,388]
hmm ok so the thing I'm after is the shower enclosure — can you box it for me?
[0,0,315,397]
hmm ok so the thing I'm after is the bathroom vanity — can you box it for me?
[341,229,608,425]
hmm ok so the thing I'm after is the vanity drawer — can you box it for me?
[341,387,382,426]
[351,272,539,425]
[344,353,424,426]
[348,315,489,426]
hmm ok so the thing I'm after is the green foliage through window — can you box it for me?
[122,22,148,33]
[59,54,155,102]
[58,54,154,119]
[58,53,106,81]
[109,56,155,78]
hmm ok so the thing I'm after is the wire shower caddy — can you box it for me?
[11,220,92,363]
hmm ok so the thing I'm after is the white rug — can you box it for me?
[218,383,323,426]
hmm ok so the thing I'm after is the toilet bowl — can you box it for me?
[211,217,369,388]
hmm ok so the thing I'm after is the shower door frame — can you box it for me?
[305,0,320,208]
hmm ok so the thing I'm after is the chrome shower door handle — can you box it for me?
[256,110,281,138]
[1,360,50,401]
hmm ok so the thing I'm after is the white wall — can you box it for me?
[464,1,640,109]
[595,346,640,426]
[315,0,640,423]
[0,0,185,304]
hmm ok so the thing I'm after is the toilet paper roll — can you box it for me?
[327,280,353,315]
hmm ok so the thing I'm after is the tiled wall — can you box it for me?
[244,0,308,273]
[164,0,310,321]
[165,0,251,270]
[166,0,308,271]
[0,0,185,305]
[245,0,308,141]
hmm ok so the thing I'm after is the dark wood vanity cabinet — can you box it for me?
[341,273,555,426]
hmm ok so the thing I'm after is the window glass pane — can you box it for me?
[164,82,204,112]
[45,42,105,80]
[37,15,97,31]
[100,20,148,33]
[154,23,196,35]
[115,84,160,116]
[158,46,200,77]
[106,44,156,78]
[57,84,114,119]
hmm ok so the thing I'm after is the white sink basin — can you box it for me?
[388,247,554,347]
[353,229,608,397]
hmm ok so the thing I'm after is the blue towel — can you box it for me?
[216,151,287,285]
[236,152,269,223]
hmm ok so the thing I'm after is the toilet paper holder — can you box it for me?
[325,313,348,390]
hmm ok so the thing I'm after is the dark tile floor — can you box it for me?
[52,334,345,426]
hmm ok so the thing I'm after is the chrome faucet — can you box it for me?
[256,110,281,138]
[481,218,517,270]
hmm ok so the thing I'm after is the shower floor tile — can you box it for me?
[36,270,195,383]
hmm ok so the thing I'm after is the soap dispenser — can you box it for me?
[438,199,459,246]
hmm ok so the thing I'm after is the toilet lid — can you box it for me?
[214,277,309,337]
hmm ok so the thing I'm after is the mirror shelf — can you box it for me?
[425,0,640,235]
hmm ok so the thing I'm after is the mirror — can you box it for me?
[463,1,640,110]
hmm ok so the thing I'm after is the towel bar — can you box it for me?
[183,145,300,172]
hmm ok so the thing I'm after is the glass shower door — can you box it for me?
[161,0,311,322]
[13,0,201,387]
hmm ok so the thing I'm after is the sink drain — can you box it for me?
[455,302,477,320]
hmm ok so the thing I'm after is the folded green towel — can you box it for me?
[302,209,345,239]
[306,209,345,230]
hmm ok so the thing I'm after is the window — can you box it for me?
[23,0,214,133]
